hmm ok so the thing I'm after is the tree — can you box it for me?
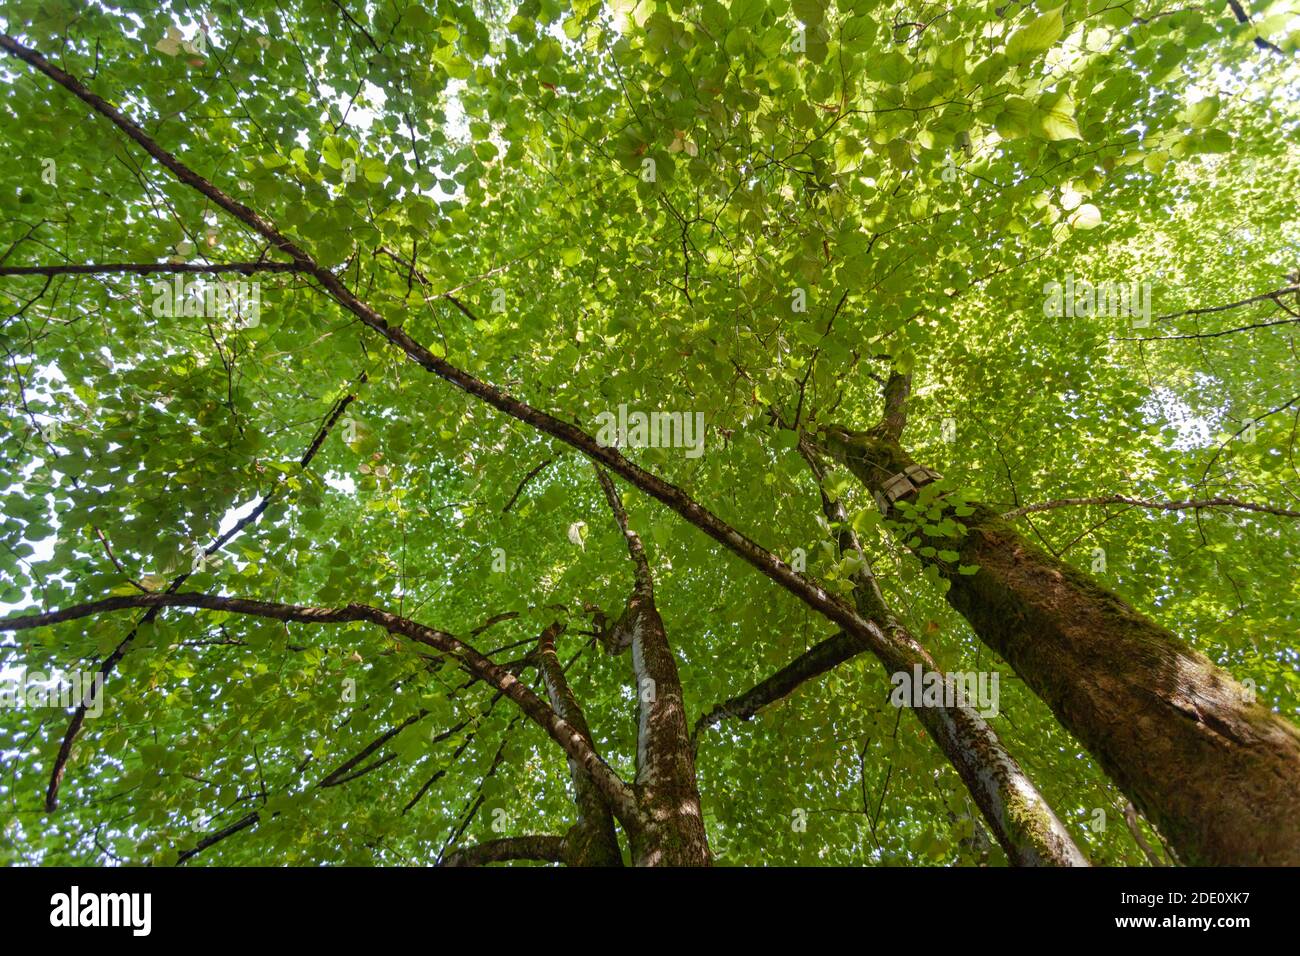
[0,0,1297,866]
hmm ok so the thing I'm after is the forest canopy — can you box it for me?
[0,0,1298,867]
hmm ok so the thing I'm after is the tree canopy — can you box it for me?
[1,0,1298,867]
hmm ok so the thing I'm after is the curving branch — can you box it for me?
[440,834,568,867]
[0,591,639,825]
[37,368,365,812]
[1004,495,1300,520]
[1124,802,1168,867]
[1118,284,1300,341]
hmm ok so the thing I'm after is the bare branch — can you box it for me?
[1004,495,1300,520]
[502,458,554,513]
[0,261,306,277]
[1118,285,1300,341]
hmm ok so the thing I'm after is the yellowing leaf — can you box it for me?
[155,26,184,57]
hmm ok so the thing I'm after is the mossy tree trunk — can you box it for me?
[815,424,1300,865]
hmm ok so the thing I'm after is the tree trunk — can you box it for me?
[693,443,1086,864]
[809,450,1085,866]
[536,622,624,866]
[596,468,712,866]
[816,424,1300,865]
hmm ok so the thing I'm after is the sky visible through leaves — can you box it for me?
[0,0,1298,867]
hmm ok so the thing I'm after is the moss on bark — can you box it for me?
[818,424,1300,865]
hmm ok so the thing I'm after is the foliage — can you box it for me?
[0,0,1297,866]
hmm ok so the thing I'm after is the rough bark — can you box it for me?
[535,621,624,866]
[595,468,711,866]
[2,34,1259,866]
[814,423,1300,865]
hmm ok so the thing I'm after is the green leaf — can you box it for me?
[1182,95,1220,128]
[1036,92,1082,141]
[1007,7,1064,63]
[868,52,911,85]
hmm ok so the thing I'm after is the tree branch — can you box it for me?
[1124,802,1168,867]
[0,592,639,825]
[176,811,261,865]
[440,834,568,867]
[1004,495,1300,520]
[0,38,1079,866]
[880,369,912,441]
[593,466,709,865]
[36,369,364,812]
[1117,285,1300,341]
[535,621,623,865]
[705,439,1088,867]
[1226,0,1288,55]
[0,261,307,277]
[693,629,863,744]
[502,458,554,513]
